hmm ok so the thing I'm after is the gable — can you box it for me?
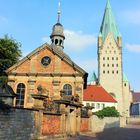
[103,33,119,50]
[6,43,87,76]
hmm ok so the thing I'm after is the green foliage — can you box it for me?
[0,76,7,87]
[0,35,22,76]
[94,107,119,118]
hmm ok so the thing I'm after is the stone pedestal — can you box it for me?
[31,94,48,109]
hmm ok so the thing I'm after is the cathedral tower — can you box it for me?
[98,0,123,114]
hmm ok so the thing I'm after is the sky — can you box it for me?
[0,0,140,91]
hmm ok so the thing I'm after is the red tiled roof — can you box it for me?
[133,92,140,102]
[83,85,117,103]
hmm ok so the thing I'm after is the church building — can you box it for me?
[98,0,132,116]
[5,3,88,108]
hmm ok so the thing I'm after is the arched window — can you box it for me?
[15,83,25,108]
[59,39,62,46]
[55,39,58,45]
[63,84,72,96]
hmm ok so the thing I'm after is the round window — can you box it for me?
[41,56,51,66]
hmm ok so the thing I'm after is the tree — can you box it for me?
[0,35,22,76]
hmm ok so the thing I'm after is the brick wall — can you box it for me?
[42,114,61,135]
[80,117,89,132]
[0,108,35,140]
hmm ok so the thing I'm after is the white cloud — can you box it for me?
[126,43,140,53]
[42,36,50,44]
[75,58,97,73]
[75,58,98,82]
[42,29,97,52]
[64,29,97,51]
[122,10,140,24]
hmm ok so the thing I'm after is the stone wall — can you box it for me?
[0,107,92,139]
[0,108,35,140]
[127,117,140,124]
[91,115,120,132]
[119,116,127,127]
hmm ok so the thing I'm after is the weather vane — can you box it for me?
[57,0,61,23]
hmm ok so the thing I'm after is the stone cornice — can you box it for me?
[7,72,83,77]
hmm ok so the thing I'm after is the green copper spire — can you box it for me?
[90,72,97,83]
[99,0,119,41]
[123,74,128,82]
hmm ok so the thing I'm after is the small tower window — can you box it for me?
[116,64,118,67]
[103,64,105,67]
[124,83,127,87]
[55,39,58,45]
[103,70,105,74]
[107,71,109,74]
[112,64,114,67]
[103,57,105,60]
[116,57,118,60]
[107,57,109,60]
[114,51,116,54]
[116,70,118,74]
[112,71,114,74]
[59,39,62,46]
[107,64,109,67]
[112,57,114,60]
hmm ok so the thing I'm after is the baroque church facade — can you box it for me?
[98,0,132,116]
[6,5,88,108]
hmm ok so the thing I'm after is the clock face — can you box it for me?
[41,56,51,66]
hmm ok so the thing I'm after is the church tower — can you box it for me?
[98,0,123,114]
[50,1,65,50]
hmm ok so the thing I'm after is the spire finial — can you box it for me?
[57,0,61,23]
[106,0,111,9]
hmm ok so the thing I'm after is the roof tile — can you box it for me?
[83,85,117,103]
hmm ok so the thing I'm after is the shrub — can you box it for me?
[94,107,119,118]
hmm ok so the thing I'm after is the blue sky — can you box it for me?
[0,0,140,91]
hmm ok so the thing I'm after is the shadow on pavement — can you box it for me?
[96,127,140,140]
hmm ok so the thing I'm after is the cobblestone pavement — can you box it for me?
[55,123,140,140]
